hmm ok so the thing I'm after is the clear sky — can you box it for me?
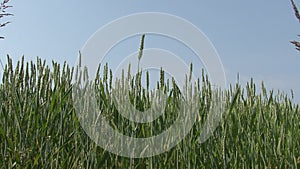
[1,1,300,103]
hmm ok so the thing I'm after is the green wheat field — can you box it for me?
[0,54,299,168]
[0,37,299,168]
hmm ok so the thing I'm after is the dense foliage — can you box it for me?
[0,56,299,168]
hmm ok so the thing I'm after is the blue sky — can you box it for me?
[1,1,300,102]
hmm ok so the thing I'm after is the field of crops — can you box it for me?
[0,55,299,168]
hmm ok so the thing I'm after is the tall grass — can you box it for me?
[0,54,299,168]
